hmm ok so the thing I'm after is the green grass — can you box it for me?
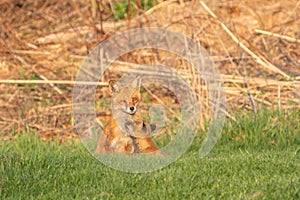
[0,109,299,199]
[113,0,157,21]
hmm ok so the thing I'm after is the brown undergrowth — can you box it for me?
[0,0,299,142]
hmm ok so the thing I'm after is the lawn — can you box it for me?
[0,110,299,199]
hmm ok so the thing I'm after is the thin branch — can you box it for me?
[0,79,108,86]
[254,28,300,44]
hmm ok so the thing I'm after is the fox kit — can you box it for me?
[94,76,164,155]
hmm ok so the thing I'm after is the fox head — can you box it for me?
[109,76,141,115]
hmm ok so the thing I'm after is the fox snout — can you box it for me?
[114,100,138,115]
[126,105,137,115]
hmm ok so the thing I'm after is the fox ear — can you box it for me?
[109,80,120,93]
[131,76,141,89]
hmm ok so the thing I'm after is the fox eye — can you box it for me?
[132,97,138,104]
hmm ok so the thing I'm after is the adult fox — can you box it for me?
[94,76,164,155]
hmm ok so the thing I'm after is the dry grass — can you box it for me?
[0,0,299,141]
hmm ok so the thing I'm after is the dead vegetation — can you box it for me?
[0,0,299,142]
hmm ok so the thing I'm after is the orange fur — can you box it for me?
[94,77,164,155]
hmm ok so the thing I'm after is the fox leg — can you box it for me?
[94,132,108,154]
[111,135,135,154]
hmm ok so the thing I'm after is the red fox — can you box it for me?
[94,76,164,155]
